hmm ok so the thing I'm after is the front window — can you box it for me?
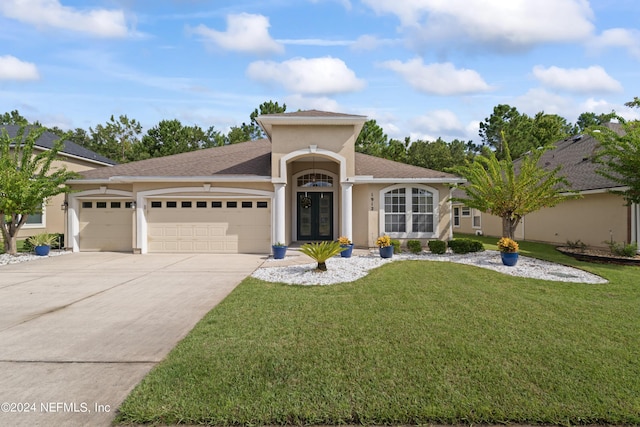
[24,203,45,227]
[297,173,333,187]
[382,185,437,237]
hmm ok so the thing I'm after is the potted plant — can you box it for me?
[497,237,519,266]
[376,235,393,259]
[272,242,288,260]
[338,236,353,258]
[28,233,57,256]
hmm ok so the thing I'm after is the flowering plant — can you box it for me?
[376,235,392,248]
[338,236,352,245]
[497,237,519,253]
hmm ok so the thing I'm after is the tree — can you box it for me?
[355,119,388,156]
[0,126,79,255]
[1,110,30,126]
[449,134,578,239]
[246,100,287,140]
[479,105,572,159]
[590,117,640,205]
[141,119,218,157]
[89,115,143,163]
[574,111,620,133]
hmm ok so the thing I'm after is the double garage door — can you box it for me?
[146,198,271,253]
[78,198,271,253]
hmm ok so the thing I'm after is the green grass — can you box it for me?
[116,240,640,426]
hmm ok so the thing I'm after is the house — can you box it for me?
[65,110,465,253]
[1,125,116,240]
[454,123,640,248]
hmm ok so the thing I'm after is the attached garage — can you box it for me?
[146,198,271,254]
[79,200,134,252]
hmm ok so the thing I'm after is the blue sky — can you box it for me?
[1,0,639,143]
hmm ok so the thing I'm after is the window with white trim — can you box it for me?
[472,209,481,228]
[381,185,438,237]
[461,206,471,217]
[453,206,461,227]
[24,203,45,227]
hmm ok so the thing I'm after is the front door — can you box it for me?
[297,192,333,240]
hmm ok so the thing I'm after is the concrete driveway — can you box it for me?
[0,252,265,427]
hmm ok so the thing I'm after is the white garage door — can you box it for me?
[79,200,134,252]
[147,199,271,253]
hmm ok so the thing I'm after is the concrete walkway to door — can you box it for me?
[0,252,265,427]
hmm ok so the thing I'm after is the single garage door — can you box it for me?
[147,199,271,253]
[79,200,134,251]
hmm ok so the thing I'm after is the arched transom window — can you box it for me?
[297,173,333,187]
[381,185,438,237]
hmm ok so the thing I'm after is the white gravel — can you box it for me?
[252,250,608,285]
[0,250,70,266]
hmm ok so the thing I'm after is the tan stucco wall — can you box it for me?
[455,192,629,248]
[17,156,111,239]
[271,125,357,178]
[355,183,452,247]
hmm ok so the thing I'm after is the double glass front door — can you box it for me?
[297,192,332,240]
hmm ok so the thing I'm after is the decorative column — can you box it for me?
[341,181,353,241]
[136,195,147,254]
[274,183,287,244]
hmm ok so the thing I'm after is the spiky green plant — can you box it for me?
[299,241,346,271]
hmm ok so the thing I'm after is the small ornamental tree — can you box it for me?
[0,126,79,255]
[589,112,640,205]
[449,134,579,239]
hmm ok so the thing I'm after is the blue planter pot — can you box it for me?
[34,245,50,256]
[272,245,287,260]
[340,244,353,258]
[501,252,519,266]
[379,245,393,259]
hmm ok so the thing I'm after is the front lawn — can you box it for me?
[116,242,640,425]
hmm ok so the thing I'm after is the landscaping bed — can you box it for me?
[557,246,640,266]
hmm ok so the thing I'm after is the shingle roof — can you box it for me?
[78,139,272,180]
[355,152,461,180]
[3,125,116,165]
[75,137,461,183]
[533,122,623,192]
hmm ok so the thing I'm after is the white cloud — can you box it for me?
[350,35,399,51]
[512,88,573,117]
[381,58,491,95]
[284,94,341,113]
[0,55,39,80]
[191,13,284,55]
[532,65,623,93]
[307,0,352,10]
[0,0,131,38]
[362,0,594,51]
[590,28,640,59]
[246,57,365,95]
[410,110,465,135]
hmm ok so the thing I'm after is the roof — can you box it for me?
[533,122,624,192]
[355,152,461,180]
[74,138,462,183]
[77,139,272,180]
[263,110,367,119]
[3,125,116,166]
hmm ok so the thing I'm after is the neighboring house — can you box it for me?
[2,125,116,240]
[65,110,464,253]
[454,123,640,248]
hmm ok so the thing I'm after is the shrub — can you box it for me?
[427,240,446,254]
[566,239,587,252]
[449,238,486,254]
[391,239,401,254]
[338,236,351,245]
[299,241,345,271]
[27,233,58,247]
[497,237,519,253]
[407,240,422,254]
[605,240,638,258]
[376,235,391,248]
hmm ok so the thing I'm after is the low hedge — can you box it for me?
[447,238,484,254]
[427,240,447,254]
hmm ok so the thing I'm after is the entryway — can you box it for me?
[297,191,333,240]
